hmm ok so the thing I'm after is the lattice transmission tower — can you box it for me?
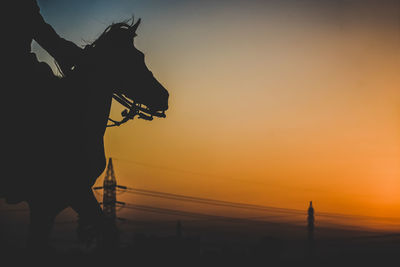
[103,158,117,219]
[93,158,126,248]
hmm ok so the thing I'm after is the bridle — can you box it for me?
[55,52,166,128]
[107,93,166,127]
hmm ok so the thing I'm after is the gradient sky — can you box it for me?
[30,0,400,230]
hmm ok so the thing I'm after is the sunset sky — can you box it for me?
[29,0,400,230]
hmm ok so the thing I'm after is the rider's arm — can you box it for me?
[31,1,82,72]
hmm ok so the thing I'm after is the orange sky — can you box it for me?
[30,1,400,230]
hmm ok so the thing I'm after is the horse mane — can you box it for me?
[56,19,137,77]
[86,19,136,49]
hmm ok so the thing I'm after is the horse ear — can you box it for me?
[130,18,141,38]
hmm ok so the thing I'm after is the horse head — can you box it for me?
[82,18,169,125]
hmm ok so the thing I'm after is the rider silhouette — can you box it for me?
[14,0,82,75]
[2,0,83,203]
[2,0,105,251]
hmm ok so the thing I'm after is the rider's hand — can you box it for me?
[57,41,84,74]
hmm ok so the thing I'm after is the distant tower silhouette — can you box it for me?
[103,158,117,220]
[307,201,315,254]
[93,158,127,248]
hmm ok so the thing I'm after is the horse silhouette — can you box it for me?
[13,18,169,250]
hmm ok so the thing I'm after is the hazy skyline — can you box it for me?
[24,0,400,230]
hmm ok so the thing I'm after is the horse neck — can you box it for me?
[72,64,113,139]
[86,77,113,138]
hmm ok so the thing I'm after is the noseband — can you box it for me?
[107,93,166,127]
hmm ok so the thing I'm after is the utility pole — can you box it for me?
[307,201,315,256]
